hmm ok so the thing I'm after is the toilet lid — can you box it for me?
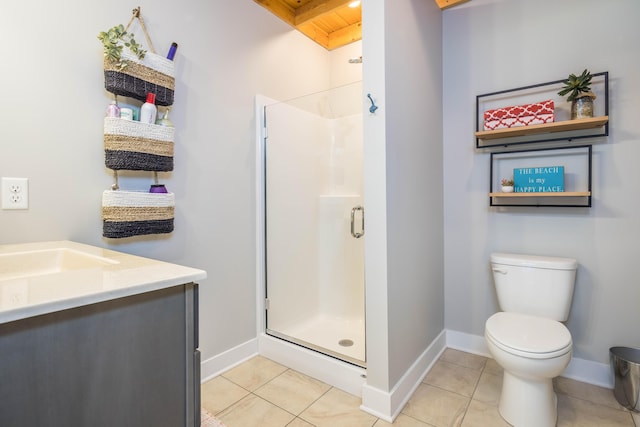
[485,312,572,359]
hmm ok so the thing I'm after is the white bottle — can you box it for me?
[139,93,157,124]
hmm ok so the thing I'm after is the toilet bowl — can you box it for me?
[485,311,572,427]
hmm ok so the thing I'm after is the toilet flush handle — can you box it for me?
[492,267,508,275]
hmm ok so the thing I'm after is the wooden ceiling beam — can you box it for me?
[296,22,330,49]
[295,0,354,26]
[327,21,362,50]
[434,0,470,10]
[254,0,296,26]
[258,0,478,50]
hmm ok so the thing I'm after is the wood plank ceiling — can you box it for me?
[253,0,470,50]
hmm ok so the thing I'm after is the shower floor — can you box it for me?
[274,313,365,366]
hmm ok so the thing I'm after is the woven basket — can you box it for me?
[102,8,175,106]
[102,190,174,238]
[104,117,174,171]
[104,50,176,106]
[104,49,175,106]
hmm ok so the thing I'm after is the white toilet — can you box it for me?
[485,253,577,427]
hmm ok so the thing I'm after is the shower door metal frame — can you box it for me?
[260,89,366,368]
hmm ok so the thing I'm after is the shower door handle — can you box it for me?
[351,206,364,238]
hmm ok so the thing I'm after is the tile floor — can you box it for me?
[201,348,639,427]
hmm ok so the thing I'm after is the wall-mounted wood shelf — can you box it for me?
[489,145,593,207]
[489,191,591,198]
[475,72,609,149]
[477,73,609,207]
[476,116,608,141]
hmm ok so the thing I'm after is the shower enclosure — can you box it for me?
[263,81,365,367]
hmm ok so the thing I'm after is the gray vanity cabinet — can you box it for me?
[0,283,200,427]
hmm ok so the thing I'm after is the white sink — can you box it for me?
[0,248,119,281]
[0,241,205,324]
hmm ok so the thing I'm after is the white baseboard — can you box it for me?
[445,329,491,357]
[200,338,258,383]
[564,355,613,388]
[445,329,613,389]
[360,330,447,422]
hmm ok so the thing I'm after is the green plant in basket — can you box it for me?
[557,69,594,102]
[98,24,146,70]
[501,178,514,186]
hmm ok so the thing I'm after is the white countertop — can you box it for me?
[0,241,207,324]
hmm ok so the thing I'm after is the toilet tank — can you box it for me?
[490,253,578,321]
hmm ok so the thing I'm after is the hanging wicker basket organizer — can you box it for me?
[102,190,174,239]
[103,8,175,106]
[103,117,174,171]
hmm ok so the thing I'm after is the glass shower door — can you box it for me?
[264,82,365,366]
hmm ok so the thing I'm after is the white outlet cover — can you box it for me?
[2,177,29,209]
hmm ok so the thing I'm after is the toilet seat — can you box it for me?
[486,312,572,359]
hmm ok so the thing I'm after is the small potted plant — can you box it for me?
[501,178,514,193]
[558,69,596,120]
[98,24,146,70]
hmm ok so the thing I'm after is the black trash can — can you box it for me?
[610,346,640,412]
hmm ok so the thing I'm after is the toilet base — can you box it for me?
[499,370,557,427]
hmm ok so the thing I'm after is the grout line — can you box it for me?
[202,377,252,416]
[298,385,334,414]
[210,352,636,426]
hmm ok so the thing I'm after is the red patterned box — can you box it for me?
[483,100,554,130]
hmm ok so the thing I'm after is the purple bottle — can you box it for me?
[149,184,168,193]
[167,43,178,61]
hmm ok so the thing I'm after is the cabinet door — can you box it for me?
[0,285,195,427]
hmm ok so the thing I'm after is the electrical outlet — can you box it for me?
[2,177,29,209]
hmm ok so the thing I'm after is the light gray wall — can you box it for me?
[385,0,444,388]
[443,0,640,364]
[0,0,333,362]
[364,0,444,390]
[362,0,391,390]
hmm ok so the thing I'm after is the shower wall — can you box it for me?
[317,114,364,320]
